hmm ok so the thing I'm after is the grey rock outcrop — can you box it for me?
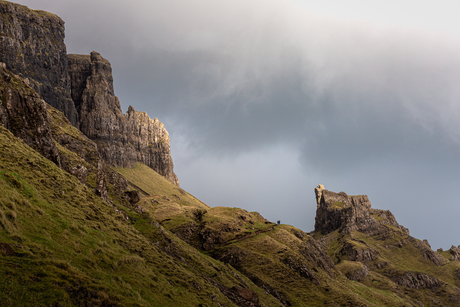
[0,1,179,186]
[392,272,443,290]
[314,188,409,235]
[0,1,78,125]
[449,245,460,261]
[68,52,179,185]
[414,240,447,266]
[0,65,60,166]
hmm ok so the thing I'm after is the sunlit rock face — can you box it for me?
[68,52,179,186]
[314,187,409,236]
[0,1,78,126]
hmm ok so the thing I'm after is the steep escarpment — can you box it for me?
[314,186,460,306]
[0,1,178,185]
[0,63,60,165]
[68,52,179,185]
[0,0,78,125]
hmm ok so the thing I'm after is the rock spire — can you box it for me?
[68,52,179,185]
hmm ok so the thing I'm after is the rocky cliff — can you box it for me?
[0,63,60,166]
[68,52,179,186]
[312,186,459,306]
[0,0,78,126]
[314,186,409,235]
[0,1,179,185]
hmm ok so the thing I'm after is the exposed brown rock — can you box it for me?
[68,52,179,185]
[0,65,60,166]
[341,263,369,282]
[392,272,443,290]
[449,245,460,261]
[70,164,88,184]
[297,233,336,278]
[281,256,321,285]
[341,240,380,263]
[0,1,78,125]
[125,190,141,204]
[414,240,447,266]
[96,161,108,201]
[231,286,260,305]
[314,188,409,236]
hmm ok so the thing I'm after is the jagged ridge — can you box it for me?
[0,1,178,186]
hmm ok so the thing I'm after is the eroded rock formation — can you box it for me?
[314,184,324,206]
[314,187,408,235]
[0,2,179,185]
[0,1,78,125]
[68,52,179,186]
[0,64,60,166]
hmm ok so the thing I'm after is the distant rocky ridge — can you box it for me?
[314,186,447,267]
[0,1,178,185]
[314,186,409,235]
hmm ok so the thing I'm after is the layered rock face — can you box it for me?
[68,52,179,186]
[0,1,78,126]
[0,64,60,166]
[314,187,409,235]
[0,2,179,186]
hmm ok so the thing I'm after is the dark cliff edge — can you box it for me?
[0,0,78,126]
[0,1,179,186]
[0,63,61,166]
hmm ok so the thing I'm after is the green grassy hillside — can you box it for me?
[2,68,459,306]
[0,125,282,306]
[119,162,455,306]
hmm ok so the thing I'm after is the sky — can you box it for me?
[15,0,460,249]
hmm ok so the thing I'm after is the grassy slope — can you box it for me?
[317,212,460,306]
[0,125,283,306]
[118,162,432,306]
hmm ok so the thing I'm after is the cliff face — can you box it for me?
[68,52,179,186]
[0,63,60,166]
[0,1,179,185]
[0,1,78,126]
[314,188,409,235]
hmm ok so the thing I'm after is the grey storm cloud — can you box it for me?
[15,0,460,248]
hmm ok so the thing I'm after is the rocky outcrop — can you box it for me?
[341,240,380,263]
[314,188,408,235]
[281,256,321,285]
[414,240,447,266]
[68,52,179,186]
[392,272,443,290]
[0,1,179,185]
[314,184,324,206]
[0,1,78,125]
[450,245,460,261]
[125,190,141,204]
[0,64,60,166]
